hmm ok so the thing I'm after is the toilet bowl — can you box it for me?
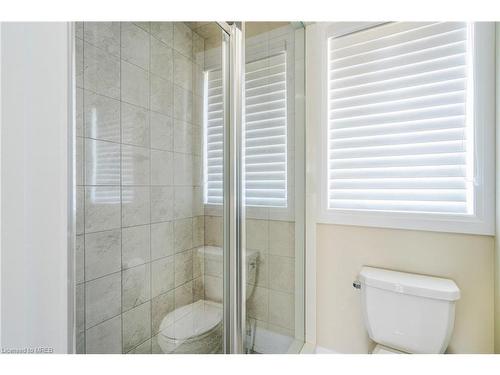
[156,246,258,354]
[157,299,223,354]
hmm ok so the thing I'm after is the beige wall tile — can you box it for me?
[247,286,269,322]
[84,90,121,143]
[122,61,149,108]
[151,291,174,334]
[193,216,205,248]
[150,186,173,222]
[121,23,150,70]
[75,37,84,89]
[84,22,120,57]
[84,42,120,100]
[174,51,193,91]
[85,186,121,233]
[173,85,193,123]
[122,263,151,311]
[122,301,151,352]
[122,225,151,269]
[121,102,149,147]
[151,37,173,81]
[204,216,222,247]
[85,272,122,328]
[76,187,84,235]
[150,22,173,47]
[254,252,268,288]
[75,235,85,284]
[75,284,85,333]
[150,111,173,151]
[85,229,121,280]
[173,23,193,59]
[151,256,175,298]
[246,219,269,252]
[173,120,193,154]
[150,74,173,115]
[127,338,151,354]
[122,187,150,227]
[85,139,120,186]
[269,255,294,293]
[151,150,173,186]
[269,221,294,257]
[175,249,193,287]
[151,221,174,260]
[86,315,122,354]
[173,152,193,186]
[174,218,193,252]
[269,290,294,330]
[174,281,193,311]
[174,187,193,219]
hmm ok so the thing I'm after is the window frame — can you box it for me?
[317,22,495,235]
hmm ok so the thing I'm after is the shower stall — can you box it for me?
[73,21,305,354]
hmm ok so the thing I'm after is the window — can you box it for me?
[318,22,494,234]
[204,53,288,208]
[204,69,224,205]
[245,53,288,207]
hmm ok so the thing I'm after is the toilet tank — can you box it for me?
[197,246,259,303]
[359,267,460,354]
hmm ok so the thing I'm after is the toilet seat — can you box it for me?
[157,299,223,353]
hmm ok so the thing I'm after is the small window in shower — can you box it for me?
[204,68,224,205]
[204,52,288,208]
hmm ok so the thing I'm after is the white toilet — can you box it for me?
[156,246,258,354]
[358,266,461,354]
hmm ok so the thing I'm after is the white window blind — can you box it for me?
[245,52,288,207]
[205,69,224,205]
[327,22,473,215]
[204,52,288,207]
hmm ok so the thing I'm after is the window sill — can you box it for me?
[204,203,295,221]
[317,209,494,236]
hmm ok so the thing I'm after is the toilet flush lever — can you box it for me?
[352,280,361,290]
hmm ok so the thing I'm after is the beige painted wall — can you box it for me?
[316,224,495,353]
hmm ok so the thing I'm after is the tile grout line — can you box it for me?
[81,24,87,354]
[119,21,125,354]
[172,23,178,334]
[78,79,204,126]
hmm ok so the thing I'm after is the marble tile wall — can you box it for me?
[203,216,296,337]
[75,21,300,354]
[75,21,205,354]
[246,219,296,337]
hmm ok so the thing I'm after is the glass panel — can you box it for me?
[74,21,228,354]
[243,22,306,354]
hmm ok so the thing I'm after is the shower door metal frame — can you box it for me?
[218,21,246,354]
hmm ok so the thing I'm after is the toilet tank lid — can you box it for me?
[359,267,460,301]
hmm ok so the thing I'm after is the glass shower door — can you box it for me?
[73,21,231,354]
[243,22,306,354]
[73,20,303,354]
